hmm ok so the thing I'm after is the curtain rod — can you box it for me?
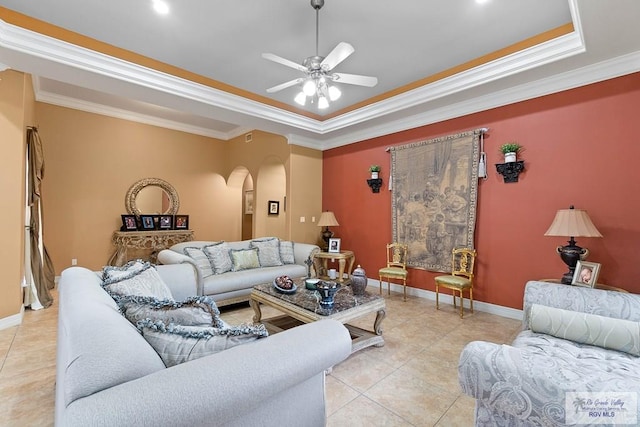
[384,127,489,152]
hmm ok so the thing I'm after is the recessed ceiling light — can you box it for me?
[476,0,490,4]
[152,0,170,15]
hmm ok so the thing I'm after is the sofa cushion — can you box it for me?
[137,319,268,367]
[279,240,295,264]
[250,238,283,267]
[230,248,260,271]
[102,262,174,300]
[183,247,215,278]
[204,242,233,274]
[117,295,225,328]
[529,303,640,356]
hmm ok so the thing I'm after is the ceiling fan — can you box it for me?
[262,0,378,109]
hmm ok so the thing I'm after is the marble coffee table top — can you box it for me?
[253,278,382,316]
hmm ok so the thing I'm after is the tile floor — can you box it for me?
[0,287,522,426]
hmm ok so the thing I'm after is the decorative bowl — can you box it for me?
[273,276,297,294]
[305,278,320,290]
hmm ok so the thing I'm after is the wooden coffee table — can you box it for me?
[250,279,386,353]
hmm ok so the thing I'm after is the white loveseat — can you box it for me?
[56,264,351,426]
[157,239,319,307]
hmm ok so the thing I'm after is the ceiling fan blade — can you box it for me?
[266,78,304,93]
[262,53,308,73]
[320,42,355,71]
[331,73,378,87]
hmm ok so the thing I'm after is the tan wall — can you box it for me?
[36,105,324,275]
[37,103,231,273]
[225,130,323,242]
[0,70,32,320]
[287,145,323,244]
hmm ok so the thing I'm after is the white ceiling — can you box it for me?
[1,0,640,150]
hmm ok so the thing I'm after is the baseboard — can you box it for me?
[0,306,24,331]
[369,279,523,321]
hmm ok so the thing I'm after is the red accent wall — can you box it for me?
[323,72,640,309]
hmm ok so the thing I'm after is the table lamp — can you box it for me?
[544,205,602,284]
[317,211,339,251]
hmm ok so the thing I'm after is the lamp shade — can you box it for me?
[317,211,339,227]
[544,208,602,237]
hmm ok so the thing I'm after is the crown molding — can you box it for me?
[1,11,586,140]
[315,49,640,150]
[33,82,244,140]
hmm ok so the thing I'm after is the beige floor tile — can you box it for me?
[0,364,55,426]
[327,395,413,427]
[364,367,458,426]
[400,350,462,392]
[330,351,397,393]
[435,394,476,426]
[325,375,360,415]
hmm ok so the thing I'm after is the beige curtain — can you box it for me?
[27,127,55,308]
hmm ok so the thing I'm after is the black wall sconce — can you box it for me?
[495,161,525,183]
[367,178,383,193]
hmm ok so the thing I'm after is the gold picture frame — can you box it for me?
[571,261,601,288]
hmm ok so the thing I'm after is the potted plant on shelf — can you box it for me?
[369,165,381,179]
[499,142,522,163]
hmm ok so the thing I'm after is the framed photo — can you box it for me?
[140,215,156,230]
[175,215,189,230]
[121,214,137,231]
[268,200,279,215]
[328,237,341,253]
[245,190,254,214]
[158,215,173,230]
[572,261,600,288]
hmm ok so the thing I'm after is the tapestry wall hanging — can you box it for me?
[390,129,481,272]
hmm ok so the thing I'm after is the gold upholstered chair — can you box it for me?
[435,248,477,318]
[379,243,409,301]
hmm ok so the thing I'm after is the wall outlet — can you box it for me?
[300,216,306,223]
[312,216,316,222]
[71,258,77,266]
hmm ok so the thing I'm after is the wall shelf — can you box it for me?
[495,161,525,183]
[367,178,383,193]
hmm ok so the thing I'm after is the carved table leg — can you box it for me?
[373,309,386,336]
[249,298,262,323]
[338,258,346,282]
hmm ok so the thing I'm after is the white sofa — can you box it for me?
[157,239,319,307]
[459,281,640,426]
[56,264,352,426]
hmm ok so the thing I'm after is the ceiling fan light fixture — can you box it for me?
[294,92,307,106]
[328,85,341,101]
[318,96,329,109]
[303,79,317,96]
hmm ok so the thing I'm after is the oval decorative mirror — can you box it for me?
[125,178,179,216]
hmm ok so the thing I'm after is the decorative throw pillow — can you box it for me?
[137,319,268,367]
[203,242,233,275]
[102,263,174,301]
[117,295,225,328]
[102,260,148,285]
[183,247,214,278]
[250,238,283,267]
[529,303,640,356]
[279,241,295,265]
[229,248,260,271]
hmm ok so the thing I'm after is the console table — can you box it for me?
[108,230,194,266]
[313,250,355,283]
